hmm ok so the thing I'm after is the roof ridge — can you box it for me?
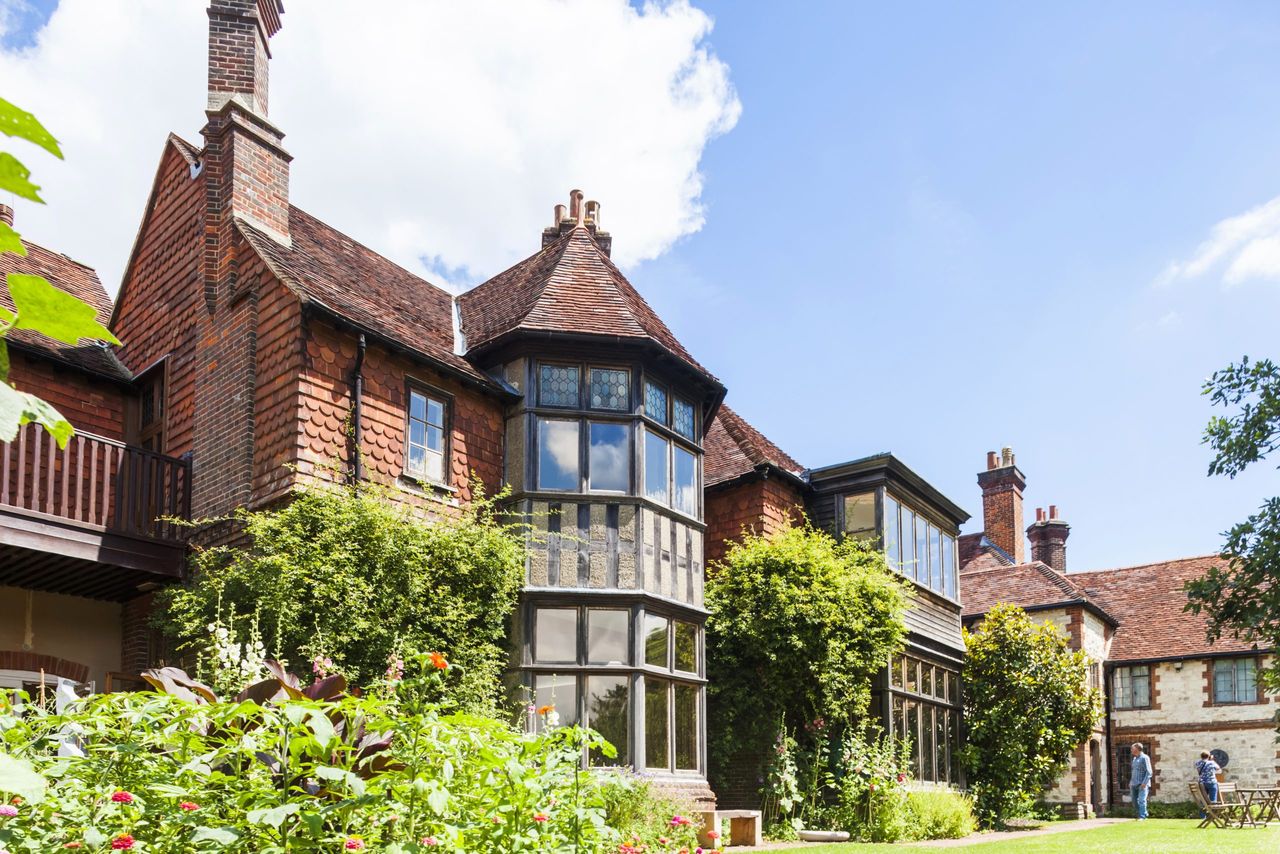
[1068,553,1223,578]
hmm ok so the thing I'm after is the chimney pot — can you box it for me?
[1001,446,1014,467]
[553,204,567,225]
[0,204,13,228]
[569,189,584,223]
[1036,507,1045,522]
[1049,504,1058,520]
[986,451,998,470]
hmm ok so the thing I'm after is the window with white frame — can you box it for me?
[405,387,447,483]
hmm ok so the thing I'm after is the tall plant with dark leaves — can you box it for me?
[0,95,120,446]
[1185,356,1280,698]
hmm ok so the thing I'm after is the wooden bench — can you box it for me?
[699,809,762,847]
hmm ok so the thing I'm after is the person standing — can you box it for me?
[1194,750,1221,815]
[1130,743,1153,819]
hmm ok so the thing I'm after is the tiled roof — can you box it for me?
[705,405,805,487]
[1069,555,1257,662]
[457,227,716,383]
[237,208,496,387]
[959,533,1013,572]
[961,560,1113,622]
[0,236,131,381]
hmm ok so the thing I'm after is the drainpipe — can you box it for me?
[352,333,366,484]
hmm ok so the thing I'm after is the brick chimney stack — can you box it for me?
[541,189,613,256]
[202,0,291,308]
[977,447,1027,563]
[1027,505,1070,572]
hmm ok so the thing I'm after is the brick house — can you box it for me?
[0,202,191,697]
[704,406,970,807]
[960,448,1278,814]
[0,0,976,809]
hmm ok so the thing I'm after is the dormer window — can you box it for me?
[842,490,957,599]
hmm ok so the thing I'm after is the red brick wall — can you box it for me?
[7,350,126,439]
[113,139,206,459]
[704,475,805,567]
[120,592,159,677]
[296,316,505,507]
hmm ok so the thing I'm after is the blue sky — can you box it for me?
[5,1,1279,572]
[630,0,1280,570]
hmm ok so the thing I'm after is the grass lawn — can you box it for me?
[789,819,1280,853]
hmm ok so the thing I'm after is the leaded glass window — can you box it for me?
[673,397,695,439]
[645,381,668,424]
[539,364,580,408]
[1213,658,1257,704]
[589,367,630,411]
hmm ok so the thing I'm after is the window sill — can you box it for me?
[398,474,458,496]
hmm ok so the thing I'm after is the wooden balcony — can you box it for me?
[0,424,192,600]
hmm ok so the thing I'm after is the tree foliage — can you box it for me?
[960,604,1100,826]
[0,95,120,446]
[1186,356,1280,695]
[705,523,909,792]
[158,483,527,712]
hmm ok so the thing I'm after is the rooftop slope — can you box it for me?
[705,404,805,487]
[0,235,130,381]
[457,227,715,383]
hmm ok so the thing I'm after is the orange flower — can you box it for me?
[537,704,555,715]
[429,652,449,670]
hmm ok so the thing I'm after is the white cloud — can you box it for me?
[1156,195,1280,288]
[0,0,740,293]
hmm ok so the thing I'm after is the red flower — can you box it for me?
[897,772,907,783]
[179,801,200,811]
[533,812,549,822]
[344,838,365,850]
[421,837,439,847]
[110,835,135,850]
[706,830,720,839]
[110,791,134,804]
[429,651,449,670]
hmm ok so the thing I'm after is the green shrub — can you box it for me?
[706,524,909,813]
[904,789,976,840]
[0,658,709,853]
[159,481,526,710]
[824,729,914,843]
[597,775,701,849]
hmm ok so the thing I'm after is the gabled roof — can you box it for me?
[961,560,1117,625]
[237,207,498,389]
[0,234,131,382]
[457,227,717,385]
[704,404,805,488]
[1070,555,1258,662]
[959,532,1014,572]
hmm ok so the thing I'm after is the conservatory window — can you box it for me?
[587,609,629,665]
[644,430,670,504]
[673,446,698,516]
[537,418,580,491]
[588,422,630,492]
[586,675,630,766]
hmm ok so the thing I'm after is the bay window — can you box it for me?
[523,602,704,774]
[644,430,670,503]
[888,654,961,785]
[537,418,580,491]
[843,489,958,598]
[588,422,630,492]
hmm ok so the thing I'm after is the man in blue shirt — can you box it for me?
[1130,743,1153,819]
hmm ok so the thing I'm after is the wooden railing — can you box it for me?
[0,424,191,542]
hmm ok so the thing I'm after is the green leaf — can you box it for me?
[0,340,9,384]
[0,381,72,447]
[0,222,24,256]
[307,709,335,748]
[7,272,120,345]
[0,753,47,803]
[426,784,450,815]
[0,97,63,158]
[0,153,43,203]
[83,827,106,847]
[247,801,300,828]
[192,826,241,847]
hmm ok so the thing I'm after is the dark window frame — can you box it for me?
[1112,664,1153,711]
[1211,657,1260,706]
[886,653,962,785]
